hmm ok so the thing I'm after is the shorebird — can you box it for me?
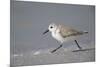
[43,23,88,53]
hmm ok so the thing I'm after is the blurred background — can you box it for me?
[10,1,95,66]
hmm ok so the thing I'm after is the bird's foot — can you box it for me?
[51,49,57,53]
[51,45,63,53]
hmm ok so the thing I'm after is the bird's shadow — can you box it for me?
[72,48,95,52]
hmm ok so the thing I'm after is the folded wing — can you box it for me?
[59,25,85,38]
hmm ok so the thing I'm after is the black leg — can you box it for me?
[74,40,82,50]
[51,44,63,53]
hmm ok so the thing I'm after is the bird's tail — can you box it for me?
[83,31,88,34]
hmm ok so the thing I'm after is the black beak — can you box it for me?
[43,29,49,35]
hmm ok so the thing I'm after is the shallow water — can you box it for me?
[10,43,95,66]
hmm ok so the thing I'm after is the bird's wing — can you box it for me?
[59,25,83,38]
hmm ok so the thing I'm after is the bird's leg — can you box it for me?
[51,44,63,53]
[74,40,82,50]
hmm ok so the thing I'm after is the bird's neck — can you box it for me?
[51,28,59,35]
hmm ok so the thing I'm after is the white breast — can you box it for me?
[51,30,64,43]
[51,29,77,43]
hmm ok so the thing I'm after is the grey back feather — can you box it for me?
[58,25,85,38]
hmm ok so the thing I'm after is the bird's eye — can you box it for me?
[50,26,53,28]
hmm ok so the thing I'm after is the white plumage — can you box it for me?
[43,23,88,53]
[48,23,87,43]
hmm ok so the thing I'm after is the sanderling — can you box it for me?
[43,23,88,53]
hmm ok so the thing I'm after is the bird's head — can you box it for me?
[43,23,57,35]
